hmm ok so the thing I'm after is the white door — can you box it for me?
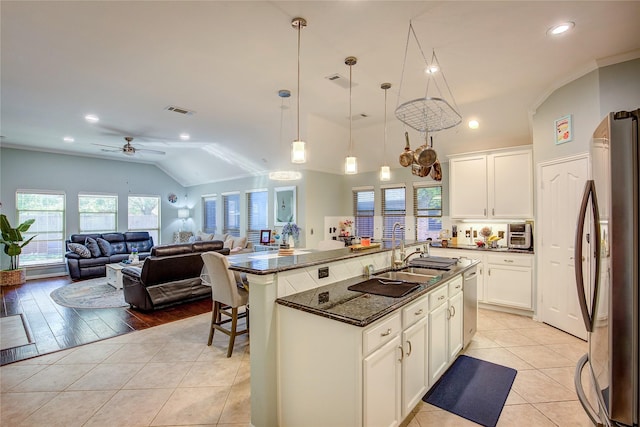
[401,316,428,418]
[428,303,449,385]
[447,291,464,360]
[363,335,402,427]
[539,156,589,339]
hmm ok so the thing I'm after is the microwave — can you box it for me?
[507,223,532,249]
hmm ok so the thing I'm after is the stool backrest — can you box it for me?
[201,251,245,307]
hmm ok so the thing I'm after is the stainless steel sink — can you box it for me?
[374,270,438,283]
[402,266,443,277]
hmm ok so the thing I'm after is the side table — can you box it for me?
[106,263,126,290]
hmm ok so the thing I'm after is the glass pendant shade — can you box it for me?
[345,156,358,175]
[269,170,302,181]
[380,165,391,181]
[291,140,306,163]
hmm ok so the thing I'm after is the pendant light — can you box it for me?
[269,89,301,181]
[290,17,307,164]
[380,82,391,181]
[344,56,357,175]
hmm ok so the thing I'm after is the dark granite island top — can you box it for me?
[275,256,480,327]
[227,240,427,275]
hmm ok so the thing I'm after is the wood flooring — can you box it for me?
[0,275,212,365]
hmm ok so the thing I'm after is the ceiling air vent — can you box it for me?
[164,105,196,116]
[325,73,358,89]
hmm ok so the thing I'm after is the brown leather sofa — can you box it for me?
[121,240,230,311]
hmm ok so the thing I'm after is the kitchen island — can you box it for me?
[228,244,478,427]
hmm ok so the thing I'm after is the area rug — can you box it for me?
[50,278,128,309]
[423,355,517,427]
[1,314,32,350]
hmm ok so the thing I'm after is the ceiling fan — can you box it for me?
[93,136,166,156]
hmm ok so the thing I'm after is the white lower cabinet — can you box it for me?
[401,316,429,417]
[428,276,464,386]
[364,334,402,427]
[486,253,533,310]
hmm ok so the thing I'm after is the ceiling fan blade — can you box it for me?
[100,148,122,153]
[92,143,122,149]
[135,148,166,155]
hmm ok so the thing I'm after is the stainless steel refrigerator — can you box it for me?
[574,109,639,427]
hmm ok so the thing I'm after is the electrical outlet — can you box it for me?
[498,231,505,238]
[318,266,329,279]
[473,230,478,238]
[465,230,471,238]
[318,291,329,304]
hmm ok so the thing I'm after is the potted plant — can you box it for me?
[0,214,36,285]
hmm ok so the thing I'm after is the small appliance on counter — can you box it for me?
[507,223,532,249]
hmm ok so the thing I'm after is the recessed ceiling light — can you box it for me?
[468,120,479,129]
[179,133,190,141]
[63,136,75,143]
[84,114,99,123]
[425,65,439,74]
[547,21,575,36]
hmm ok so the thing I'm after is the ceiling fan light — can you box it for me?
[345,156,357,175]
[291,140,306,163]
[380,165,391,181]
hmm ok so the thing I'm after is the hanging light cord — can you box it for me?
[349,62,353,155]
[383,85,388,160]
[296,21,301,142]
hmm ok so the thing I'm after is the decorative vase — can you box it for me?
[0,269,26,286]
[288,235,295,248]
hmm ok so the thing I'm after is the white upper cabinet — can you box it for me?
[450,148,533,219]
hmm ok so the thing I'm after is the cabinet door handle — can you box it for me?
[398,345,404,362]
[406,340,412,357]
[504,259,514,263]
[414,309,423,316]
[380,328,392,337]
[492,208,495,216]
[455,284,461,289]
[438,295,445,301]
[446,307,452,319]
[484,208,487,216]
[450,306,456,317]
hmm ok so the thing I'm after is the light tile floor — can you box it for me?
[0,309,593,426]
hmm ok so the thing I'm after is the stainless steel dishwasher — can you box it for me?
[463,266,478,347]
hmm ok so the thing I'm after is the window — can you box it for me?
[381,186,406,240]
[128,195,160,244]
[353,188,374,238]
[202,195,217,234]
[16,191,65,266]
[414,184,442,240]
[78,193,117,233]
[223,192,241,237]
[246,189,268,243]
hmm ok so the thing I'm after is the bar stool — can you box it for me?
[200,251,249,357]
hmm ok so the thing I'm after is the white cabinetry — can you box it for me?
[428,276,463,386]
[400,297,430,417]
[486,253,533,310]
[450,148,533,219]
[364,333,402,427]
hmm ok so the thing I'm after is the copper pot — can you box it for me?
[399,131,414,167]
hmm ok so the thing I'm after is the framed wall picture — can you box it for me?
[274,186,296,226]
[260,229,271,244]
[555,114,572,145]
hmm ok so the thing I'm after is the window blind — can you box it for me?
[203,195,217,234]
[16,191,66,266]
[78,193,117,234]
[223,193,241,237]
[413,185,443,240]
[246,190,268,243]
[128,195,160,244]
[352,189,374,238]
[381,186,406,240]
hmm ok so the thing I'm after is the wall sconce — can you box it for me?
[178,208,190,220]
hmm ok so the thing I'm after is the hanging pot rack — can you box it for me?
[394,22,462,133]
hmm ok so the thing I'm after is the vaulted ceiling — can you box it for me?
[2,1,639,186]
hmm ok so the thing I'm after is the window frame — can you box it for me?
[352,187,374,238]
[413,183,443,241]
[78,193,117,234]
[381,185,406,241]
[202,194,217,234]
[15,190,66,267]
[127,194,160,244]
[222,192,241,237]
[246,189,268,244]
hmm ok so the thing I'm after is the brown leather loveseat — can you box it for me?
[121,240,229,311]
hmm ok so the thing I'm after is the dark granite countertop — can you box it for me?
[227,240,425,275]
[428,241,534,255]
[275,257,480,327]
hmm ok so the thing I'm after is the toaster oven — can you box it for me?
[507,223,532,249]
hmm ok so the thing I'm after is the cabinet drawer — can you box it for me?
[448,276,463,297]
[429,286,449,311]
[487,254,532,267]
[402,295,429,328]
[364,313,401,355]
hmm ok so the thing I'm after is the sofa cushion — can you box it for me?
[151,243,193,257]
[69,233,102,245]
[96,237,112,256]
[197,231,214,241]
[192,240,224,252]
[223,238,234,249]
[68,243,91,258]
[233,236,247,250]
[85,237,102,257]
[101,233,127,254]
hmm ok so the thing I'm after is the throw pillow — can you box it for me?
[96,237,112,256]
[223,238,234,249]
[213,233,228,242]
[85,237,101,257]
[197,231,214,241]
[68,243,91,258]
[233,236,247,250]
